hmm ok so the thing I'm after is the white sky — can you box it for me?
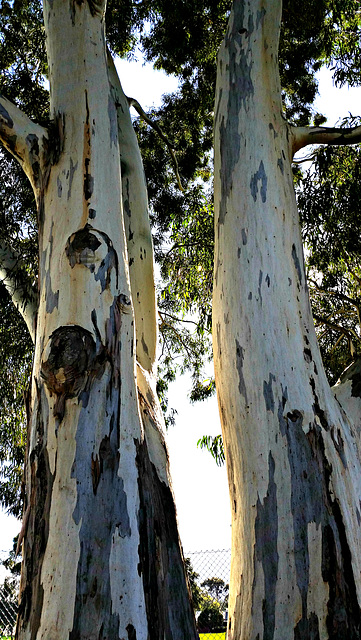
[1,57,361,580]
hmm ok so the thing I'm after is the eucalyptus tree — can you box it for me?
[0,0,198,637]
[1,0,361,638]
[213,0,361,637]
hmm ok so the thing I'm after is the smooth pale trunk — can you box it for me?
[12,1,197,638]
[213,1,361,638]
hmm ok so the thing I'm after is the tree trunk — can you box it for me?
[6,2,197,638]
[213,1,361,638]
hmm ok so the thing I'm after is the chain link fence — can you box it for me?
[0,549,231,639]
[0,586,17,638]
[186,549,231,638]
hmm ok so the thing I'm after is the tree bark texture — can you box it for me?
[213,1,361,638]
[0,1,198,638]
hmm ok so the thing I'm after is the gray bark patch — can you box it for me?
[70,386,130,639]
[67,157,78,200]
[309,376,329,430]
[256,7,266,27]
[269,122,277,139]
[141,336,149,356]
[330,426,347,468]
[250,160,268,203]
[108,93,118,147]
[254,452,278,640]
[44,223,59,313]
[263,373,276,413]
[235,339,248,403]
[94,237,119,292]
[258,270,263,305]
[218,1,254,227]
[0,102,13,128]
[241,228,248,245]
[45,270,59,313]
[281,410,322,627]
[291,243,303,286]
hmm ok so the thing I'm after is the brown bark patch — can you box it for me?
[279,393,361,637]
[17,406,54,639]
[40,325,105,420]
[66,225,119,292]
[135,434,198,640]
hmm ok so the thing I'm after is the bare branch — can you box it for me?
[0,95,48,196]
[0,240,37,342]
[158,311,193,358]
[309,279,360,310]
[291,123,361,155]
[313,312,360,346]
[159,310,198,326]
[127,96,184,192]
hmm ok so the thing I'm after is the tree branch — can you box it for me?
[0,241,37,342]
[309,279,359,310]
[0,95,48,196]
[107,52,158,373]
[313,312,360,357]
[127,96,184,192]
[158,311,193,358]
[291,123,361,155]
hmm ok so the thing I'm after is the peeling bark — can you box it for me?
[213,1,361,638]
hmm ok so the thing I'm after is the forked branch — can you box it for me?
[0,95,48,197]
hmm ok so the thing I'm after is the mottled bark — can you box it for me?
[0,1,198,638]
[213,1,361,638]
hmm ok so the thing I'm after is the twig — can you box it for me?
[127,96,184,192]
